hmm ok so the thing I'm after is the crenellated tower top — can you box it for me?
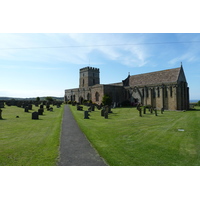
[79,66,100,88]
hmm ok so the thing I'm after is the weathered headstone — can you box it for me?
[77,105,83,111]
[154,108,158,116]
[0,108,3,119]
[138,107,142,117]
[108,106,112,113]
[0,102,4,108]
[38,108,44,115]
[24,106,29,112]
[104,111,108,119]
[40,105,44,109]
[46,104,50,110]
[49,107,53,112]
[101,109,105,117]
[17,101,22,108]
[32,112,39,120]
[161,108,164,114]
[143,107,146,114]
[28,104,32,110]
[84,111,89,119]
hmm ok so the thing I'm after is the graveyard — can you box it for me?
[0,102,64,166]
[69,104,200,166]
[1,99,200,166]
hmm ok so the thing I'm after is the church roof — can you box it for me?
[129,67,182,87]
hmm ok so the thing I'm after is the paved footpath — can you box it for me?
[57,105,107,166]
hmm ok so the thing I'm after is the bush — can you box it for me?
[102,95,112,106]
[197,101,200,106]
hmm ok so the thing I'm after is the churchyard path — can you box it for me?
[58,105,107,166]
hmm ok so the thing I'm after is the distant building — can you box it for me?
[65,64,189,110]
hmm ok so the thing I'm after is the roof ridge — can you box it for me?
[130,67,181,77]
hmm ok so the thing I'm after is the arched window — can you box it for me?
[87,93,91,101]
[157,87,160,98]
[95,92,100,102]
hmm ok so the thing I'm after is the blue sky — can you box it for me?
[0,33,200,100]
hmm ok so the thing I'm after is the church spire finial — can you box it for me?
[181,62,183,67]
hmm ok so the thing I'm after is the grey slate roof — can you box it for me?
[129,67,181,86]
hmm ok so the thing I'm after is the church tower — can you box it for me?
[79,66,100,88]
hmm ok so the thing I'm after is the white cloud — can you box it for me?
[168,52,199,65]
[0,33,151,67]
[67,33,150,67]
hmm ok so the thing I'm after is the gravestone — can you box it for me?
[0,102,4,108]
[38,108,44,115]
[46,104,50,110]
[77,105,83,111]
[28,104,32,110]
[17,101,22,108]
[24,106,29,112]
[101,109,105,117]
[84,111,89,119]
[108,106,112,113]
[138,107,142,117]
[32,112,39,120]
[49,107,53,112]
[91,105,95,111]
[0,108,2,119]
[104,111,108,119]
[161,108,164,114]
[143,107,146,114]
[154,108,158,116]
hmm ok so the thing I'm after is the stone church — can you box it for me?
[65,64,189,110]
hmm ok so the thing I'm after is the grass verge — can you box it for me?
[0,105,64,166]
[70,105,200,166]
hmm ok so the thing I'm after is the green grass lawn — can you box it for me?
[0,105,64,166]
[70,105,200,166]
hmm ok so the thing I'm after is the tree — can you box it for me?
[197,100,200,106]
[102,94,112,106]
[45,96,54,102]
[36,97,40,102]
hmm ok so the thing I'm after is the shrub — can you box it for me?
[102,95,112,106]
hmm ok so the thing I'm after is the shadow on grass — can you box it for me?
[189,109,200,111]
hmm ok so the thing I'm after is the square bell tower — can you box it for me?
[79,66,100,88]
